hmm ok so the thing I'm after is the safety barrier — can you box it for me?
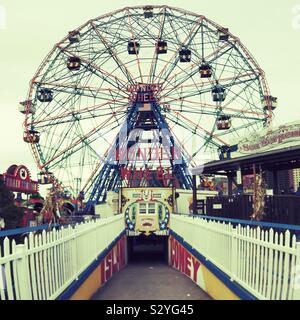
[170,214,300,300]
[206,195,300,225]
[0,215,124,300]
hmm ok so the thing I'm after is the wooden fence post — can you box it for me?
[230,227,238,281]
[292,243,300,300]
[15,244,32,300]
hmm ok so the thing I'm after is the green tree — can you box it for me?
[0,204,23,229]
[0,179,14,207]
[0,180,24,229]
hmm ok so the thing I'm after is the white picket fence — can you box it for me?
[171,214,300,300]
[0,215,124,300]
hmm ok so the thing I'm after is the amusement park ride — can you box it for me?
[18,5,277,235]
[0,164,79,228]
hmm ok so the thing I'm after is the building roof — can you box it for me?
[196,145,300,176]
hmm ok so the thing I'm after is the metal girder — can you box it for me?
[83,94,193,214]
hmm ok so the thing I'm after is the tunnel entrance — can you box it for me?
[93,234,212,300]
[127,235,169,264]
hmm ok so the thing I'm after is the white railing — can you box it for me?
[171,214,300,300]
[0,215,124,300]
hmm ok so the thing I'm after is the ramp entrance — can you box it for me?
[92,235,212,300]
[127,235,168,264]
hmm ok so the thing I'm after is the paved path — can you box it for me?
[92,244,212,300]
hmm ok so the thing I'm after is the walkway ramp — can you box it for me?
[92,244,211,300]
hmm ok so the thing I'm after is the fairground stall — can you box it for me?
[191,121,300,225]
[0,165,42,228]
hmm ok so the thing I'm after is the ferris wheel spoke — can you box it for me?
[125,8,144,83]
[35,110,128,129]
[166,125,197,167]
[161,76,257,103]
[165,114,221,151]
[47,115,126,172]
[165,42,231,86]
[34,93,127,124]
[167,72,256,91]
[161,43,232,96]
[156,15,203,83]
[43,120,77,162]
[30,106,127,129]
[148,6,167,84]
[72,122,102,160]
[165,111,224,148]
[164,12,181,45]
[165,105,265,121]
[168,109,228,145]
[57,45,128,91]
[193,138,219,158]
[214,120,264,140]
[232,42,262,78]
[53,116,122,172]
[128,8,163,41]
[29,97,128,127]
[216,50,236,82]
[40,110,126,170]
[223,79,263,114]
[228,86,261,116]
[82,149,111,193]
[32,64,95,122]
[33,81,129,100]
[162,89,265,118]
[161,73,258,101]
[90,21,136,85]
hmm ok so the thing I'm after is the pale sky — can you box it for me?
[0,0,299,180]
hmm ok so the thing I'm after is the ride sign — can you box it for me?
[2,165,38,194]
[127,83,162,104]
[235,121,300,156]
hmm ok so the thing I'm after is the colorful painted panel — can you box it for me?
[122,188,173,236]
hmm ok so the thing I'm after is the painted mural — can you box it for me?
[169,235,206,290]
[169,235,240,300]
[70,235,127,300]
[121,188,173,236]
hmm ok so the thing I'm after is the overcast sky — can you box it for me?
[0,0,299,179]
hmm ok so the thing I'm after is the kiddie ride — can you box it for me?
[0,165,82,229]
[36,173,89,227]
[1,164,41,228]
[20,6,275,242]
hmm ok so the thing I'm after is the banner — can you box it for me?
[100,237,126,285]
[234,121,300,157]
[169,236,206,290]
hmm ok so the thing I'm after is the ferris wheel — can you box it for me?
[20,5,277,199]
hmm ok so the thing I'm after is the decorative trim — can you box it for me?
[170,230,257,300]
[57,230,126,300]
[179,214,300,232]
[0,224,59,238]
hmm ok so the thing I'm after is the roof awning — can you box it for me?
[192,145,300,176]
